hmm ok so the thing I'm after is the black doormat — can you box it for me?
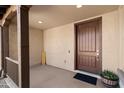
[74,73,97,85]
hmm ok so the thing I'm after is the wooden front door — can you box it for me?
[75,17,102,74]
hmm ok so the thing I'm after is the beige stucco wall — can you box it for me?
[119,6,124,70]
[44,24,74,71]
[9,23,43,66]
[29,27,43,66]
[44,10,122,73]
[102,11,120,72]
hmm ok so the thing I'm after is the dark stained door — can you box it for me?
[75,18,102,74]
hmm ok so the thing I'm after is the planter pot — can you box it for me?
[101,76,119,88]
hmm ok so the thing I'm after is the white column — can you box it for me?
[17,5,22,88]
[17,5,30,88]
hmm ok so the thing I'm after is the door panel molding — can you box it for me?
[74,17,102,74]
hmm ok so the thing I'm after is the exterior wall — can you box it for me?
[102,11,120,72]
[9,24,43,67]
[44,10,121,73]
[44,24,74,71]
[29,27,43,66]
[119,6,124,70]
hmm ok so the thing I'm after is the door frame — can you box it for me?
[74,17,102,74]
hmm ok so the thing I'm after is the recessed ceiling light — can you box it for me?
[38,21,43,24]
[76,5,82,8]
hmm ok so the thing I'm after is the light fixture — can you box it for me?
[38,21,43,24]
[76,5,82,8]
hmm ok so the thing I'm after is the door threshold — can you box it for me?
[74,70,101,79]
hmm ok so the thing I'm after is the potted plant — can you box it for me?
[100,70,119,87]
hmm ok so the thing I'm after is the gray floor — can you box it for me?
[0,78,10,88]
[30,64,105,88]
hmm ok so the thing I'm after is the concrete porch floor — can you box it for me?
[30,65,105,88]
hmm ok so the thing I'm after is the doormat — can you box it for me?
[74,73,97,85]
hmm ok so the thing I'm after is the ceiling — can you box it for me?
[0,5,119,29]
[0,5,10,20]
[29,5,118,30]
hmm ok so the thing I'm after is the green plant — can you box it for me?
[101,70,119,81]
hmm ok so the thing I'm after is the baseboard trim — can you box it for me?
[30,63,42,68]
[47,64,101,79]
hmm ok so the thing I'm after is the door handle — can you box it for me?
[96,50,99,53]
[96,50,99,61]
[96,50,99,56]
[97,53,99,56]
[96,56,99,61]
